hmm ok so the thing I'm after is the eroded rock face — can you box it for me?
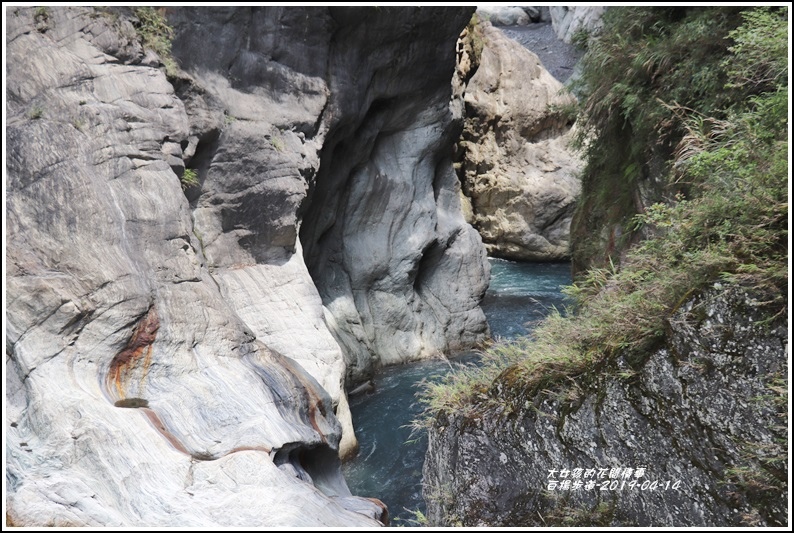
[549,6,605,43]
[298,7,490,381]
[457,22,582,261]
[423,288,787,526]
[6,5,481,526]
[165,5,358,459]
[167,6,489,387]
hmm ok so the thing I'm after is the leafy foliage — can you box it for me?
[723,7,788,90]
[33,5,51,32]
[569,7,757,273]
[180,168,199,191]
[133,7,178,76]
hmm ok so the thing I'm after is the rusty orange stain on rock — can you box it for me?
[263,347,331,445]
[108,306,159,399]
[365,498,389,525]
[139,407,190,456]
[295,371,329,444]
[227,445,273,455]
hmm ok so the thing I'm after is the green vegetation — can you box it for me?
[392,508,429,527]
[570,27,592,51]
[33,6,49,30]
[270,134,284,152]
[180,168,199,191]
[133,7,178,76]
[547,99,579,126]
[420,6,788,429]
[27,106,44,120]
[568,6,776,274]
[466,13,486,63]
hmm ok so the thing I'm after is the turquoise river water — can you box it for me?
[342,258,572,524]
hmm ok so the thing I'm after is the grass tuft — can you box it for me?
[133,7,178,77]
[180,168,199,191]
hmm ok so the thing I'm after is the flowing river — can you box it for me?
[342,258,572,524]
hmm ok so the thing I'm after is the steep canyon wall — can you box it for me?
[5,6,484,526]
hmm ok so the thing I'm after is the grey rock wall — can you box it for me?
[169,6,489,387]
[6,5,483,526]
[166,5,358,458]
[299,7,490,381]
[424,288,787,526]
[550,6,605,43]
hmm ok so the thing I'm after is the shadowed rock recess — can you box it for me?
[6,6,485,526]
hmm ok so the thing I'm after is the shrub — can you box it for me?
[133,7,178,76]
[569,7,751,274]
[27,106,44,120]
[180,168,199,190]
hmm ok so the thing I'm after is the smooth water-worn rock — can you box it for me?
[298,7,489,382]
[424,288,787,526]
[169,4,488,449]
[167,7,489,391]
[166,5,359,458]
[457,22,582,261]
[549,6,605,43]
[6,5,481,526]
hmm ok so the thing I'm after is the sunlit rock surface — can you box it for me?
[549,6,605,43]
[457,22,582,261]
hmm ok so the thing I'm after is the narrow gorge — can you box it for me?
[5,5,789,528]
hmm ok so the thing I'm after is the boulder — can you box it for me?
[457,22,583,261]
[477,6,530,27]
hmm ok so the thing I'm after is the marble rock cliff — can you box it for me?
[550,6,605,43]
[457,22,582,261]
[423,288,787,526]
[5,6,484,526]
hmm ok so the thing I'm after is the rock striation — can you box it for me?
[6,5,484,526]
[424,288,787,526]
[296,7,490,381]
[456,22,582,261]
